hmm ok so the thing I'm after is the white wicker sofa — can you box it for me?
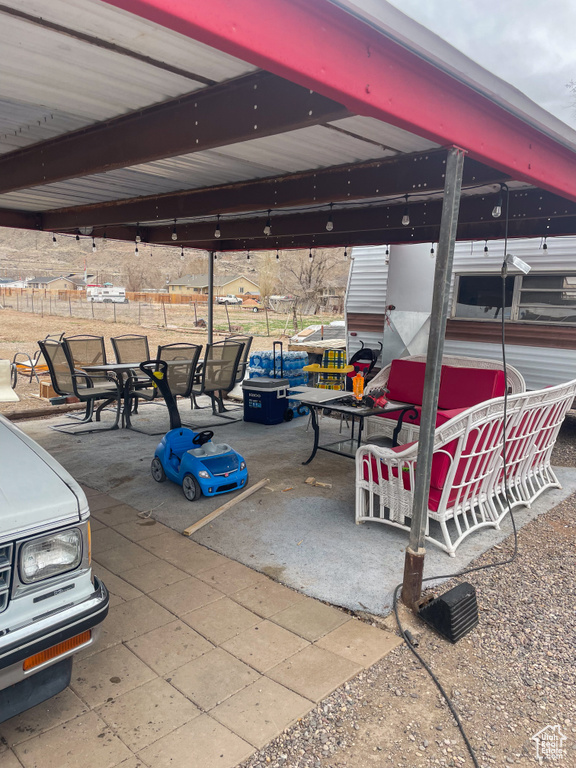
[356,378,576,556]
[365,354,526,445]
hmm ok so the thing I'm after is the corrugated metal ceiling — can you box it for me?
[0,120,442,211]
[0,0,256,152]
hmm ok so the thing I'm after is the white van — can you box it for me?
[0,414,108,722]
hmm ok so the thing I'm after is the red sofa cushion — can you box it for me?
[386,360,426,406]
[437,366,505,410]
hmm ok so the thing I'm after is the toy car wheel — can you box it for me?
[151,457,166,482]
[182,473,201,501]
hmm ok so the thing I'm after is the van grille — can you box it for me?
[0,543,13,613]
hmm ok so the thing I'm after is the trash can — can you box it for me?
[242,377,291,425]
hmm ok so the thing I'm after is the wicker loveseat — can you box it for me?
[356,378,576,556]
[365,354,526,445]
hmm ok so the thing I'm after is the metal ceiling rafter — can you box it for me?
[39,150,508,231]
[106,0,576,202]
[0,70,350,195]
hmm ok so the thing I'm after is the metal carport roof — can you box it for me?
[1,0,576,252]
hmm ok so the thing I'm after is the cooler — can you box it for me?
[242,377,290,425]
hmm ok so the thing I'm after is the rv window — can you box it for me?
[454,275,514,320]
[518,275,576,323]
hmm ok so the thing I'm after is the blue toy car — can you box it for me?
[139,361,248,501]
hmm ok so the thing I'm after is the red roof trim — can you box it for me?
[105,0,576,202]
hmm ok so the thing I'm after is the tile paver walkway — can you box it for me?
[0,489,403,768]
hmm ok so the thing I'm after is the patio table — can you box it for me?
[291,386,417,464]
[82,362,141,428]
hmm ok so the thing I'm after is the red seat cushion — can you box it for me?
[386,360,426,406]
[438,366,505,410]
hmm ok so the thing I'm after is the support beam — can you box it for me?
[207,251,214,346]
[402,147,465,609]
[107,0,576,202]
[0,71,350,195]
[42,152,507,231]
[0,209,41,229]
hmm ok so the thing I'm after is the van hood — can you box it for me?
[0,415,87,542]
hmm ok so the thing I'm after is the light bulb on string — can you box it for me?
[52,233,57,247]
[401,195,410,226]
[134,243,139,256]
[492,185,503,218]
[543,237,548,251]
[92,237,96,253]
[385,245,389,256]
[309,247,313,260]
[135,224,141,243]
[171,219,177,241]
[246,250,250,261]
[75,232,80,242]
[276,248,280,261]
[180,245,184,260]
[263,210,272,236]
[484,240,489,255]
[214,214,221,239]
[430,243,435,258]
[214,251,218,260]
[326,203,334,232]
[344,246,348,259]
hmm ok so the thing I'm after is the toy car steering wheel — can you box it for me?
[192,430,214,446]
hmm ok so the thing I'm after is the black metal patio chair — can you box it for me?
[39,339,122,434]
[191,339,244,421]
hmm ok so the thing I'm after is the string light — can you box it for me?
[430,243,435,258]
[263,210,272,236]
[276,248,280,261]
[75,232,80,242]
[484,240,489,254]
[214,214,221,239]
[401,195,410,226]
[171,219,177,241]
[214,252,218,260]
[543,237,548,251]
[309,247,313,260]
[326,203,334,232]
[134,243,139,256]
[385,245,389,256]
[135,224,141,243]
[492,185,504,218]
[180,245,184,260]
[52,233,57,247]
[246,250,250,260]
[92,237,96,253]
[344,246,348,259]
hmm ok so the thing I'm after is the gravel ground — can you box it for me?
[238,486,576,767]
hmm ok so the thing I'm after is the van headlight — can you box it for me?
[20,530,82,584]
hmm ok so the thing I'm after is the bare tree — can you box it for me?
[278,248,343,313]
[258,253,278,304]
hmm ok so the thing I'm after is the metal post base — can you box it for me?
[401,546,426,610]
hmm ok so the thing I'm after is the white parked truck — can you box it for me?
[87,286,128,303]
[216,294,242,305]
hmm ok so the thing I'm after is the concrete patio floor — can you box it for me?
[0,488,401,768]
[18,401,576,615]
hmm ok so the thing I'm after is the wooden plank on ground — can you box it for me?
[182,477,270,537]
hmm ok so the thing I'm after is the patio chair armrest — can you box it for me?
[357,442,418,461]
[72,370,120,392]
[12,351,36,367]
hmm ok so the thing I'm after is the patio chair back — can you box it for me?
[64,335,107,368]
[38,339,75,395]
[111,334,150,364]
[227,335,253,384]
[156,343,202,398]
[201,341,244,394]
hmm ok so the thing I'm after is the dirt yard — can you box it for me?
[0,307,296,413]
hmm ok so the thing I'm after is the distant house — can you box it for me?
[27,275,78,290]
[168,273,260,297]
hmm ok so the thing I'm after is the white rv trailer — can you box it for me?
[86,286,128,303]
[346,236,576,389]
